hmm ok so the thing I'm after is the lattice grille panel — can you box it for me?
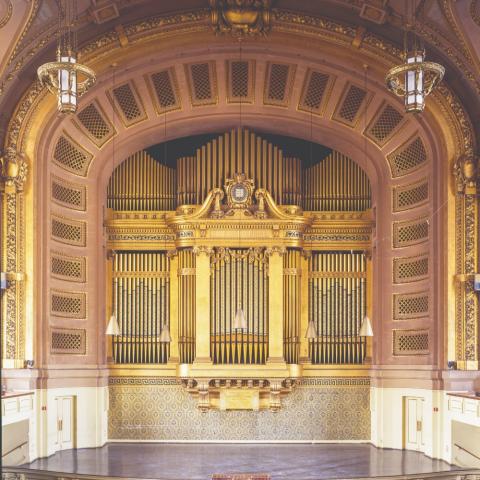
[53,134,93,176]
[393,217,429,248]
[151,70,177,109]
[185,62,217,106]
[268,64,288,101]
[393,255,428,283]
[51,215,86,246]
[393,180,428,211]
[299,70,330,112]
[51,251,86,282]
[76,102,113,146]
[51,328,86,354]
[394,292,429,319]
[367,104,403,145]
[336,84,367,124]
[393,329,429,355]
[231,61,248,98]
[51,176,86,211]
[112,83,143,123]
[51,290,86,318]
[388,137,427,177]
[264,63,294,106]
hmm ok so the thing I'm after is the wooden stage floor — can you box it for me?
[21,443,463,480]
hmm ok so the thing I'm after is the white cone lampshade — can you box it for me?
[233,308,247,330]
[305,320,318,339]
[106,314,120,335]
[160,324,172,343]
[359,315,373,337]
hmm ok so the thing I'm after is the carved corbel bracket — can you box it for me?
[180,377,296,412]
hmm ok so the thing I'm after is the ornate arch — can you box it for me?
[1,8,477,373]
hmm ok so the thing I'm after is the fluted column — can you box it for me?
[168,253,179,363]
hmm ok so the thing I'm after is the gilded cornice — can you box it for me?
[3,8,477,160]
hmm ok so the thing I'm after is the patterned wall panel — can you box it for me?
[51,214,87,246]
[146,68,181,113]
[226,59,255,104]
[393,216,429,248]
[365,102,405,147]
[50,289,86,318]
[393,291,429,319]
[74,100,115,147]
[393,179,429,212]
[298,69,333,115]
[53,132,93,177]
[51,251,86,283]
[109,378,370,440]
[333,83,370,127]
[393,329,429,356]
[51,175,87,211]
[109,80,147,126]
[393,254,429,284]
[387,136,427,178]
[50,327,86,354]
[185,62,217,106]
[263,62,296,107]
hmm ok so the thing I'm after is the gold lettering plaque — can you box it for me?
[220,388,260,410]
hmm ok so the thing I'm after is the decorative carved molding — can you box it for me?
[454,155,478,194]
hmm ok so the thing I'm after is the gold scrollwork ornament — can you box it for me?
[210,0,272,37]
[454,155,478,194]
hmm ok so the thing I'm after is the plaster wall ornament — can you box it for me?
[454,155,478,194]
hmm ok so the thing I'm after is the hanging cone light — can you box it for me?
[106,313,120,336]
[159,323,172,343]
[233,308,247,330]
[359,315,373,337]
[305,320,318,339]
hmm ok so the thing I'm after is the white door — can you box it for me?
[56,396,75,450]
[404,396,423,451]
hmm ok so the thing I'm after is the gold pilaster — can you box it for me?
[267,248,285,364]
[194,247,212,363]
[169,253,179,363]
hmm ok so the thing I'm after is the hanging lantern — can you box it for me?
[233,307,247,330]
[37,0,95,114]
[386,29,444,114]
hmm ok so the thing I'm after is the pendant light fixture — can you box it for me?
[37,0,95,114]
[106,250,120,336]
[106,65,120,337]
[232,38,247,332]
[359,315,373,337]
[305,108,318,340]
[385,0,444,113]
[159,108,172,344]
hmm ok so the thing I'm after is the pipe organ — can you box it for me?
[112,252,170,364]
[105,128,374,410]
[210,248,269,365]
[308,251,367,364]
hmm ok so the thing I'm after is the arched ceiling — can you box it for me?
[1,0,479,149]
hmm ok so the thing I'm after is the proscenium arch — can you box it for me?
[5,11,475,377]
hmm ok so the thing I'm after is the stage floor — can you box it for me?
[21,443,463,480]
